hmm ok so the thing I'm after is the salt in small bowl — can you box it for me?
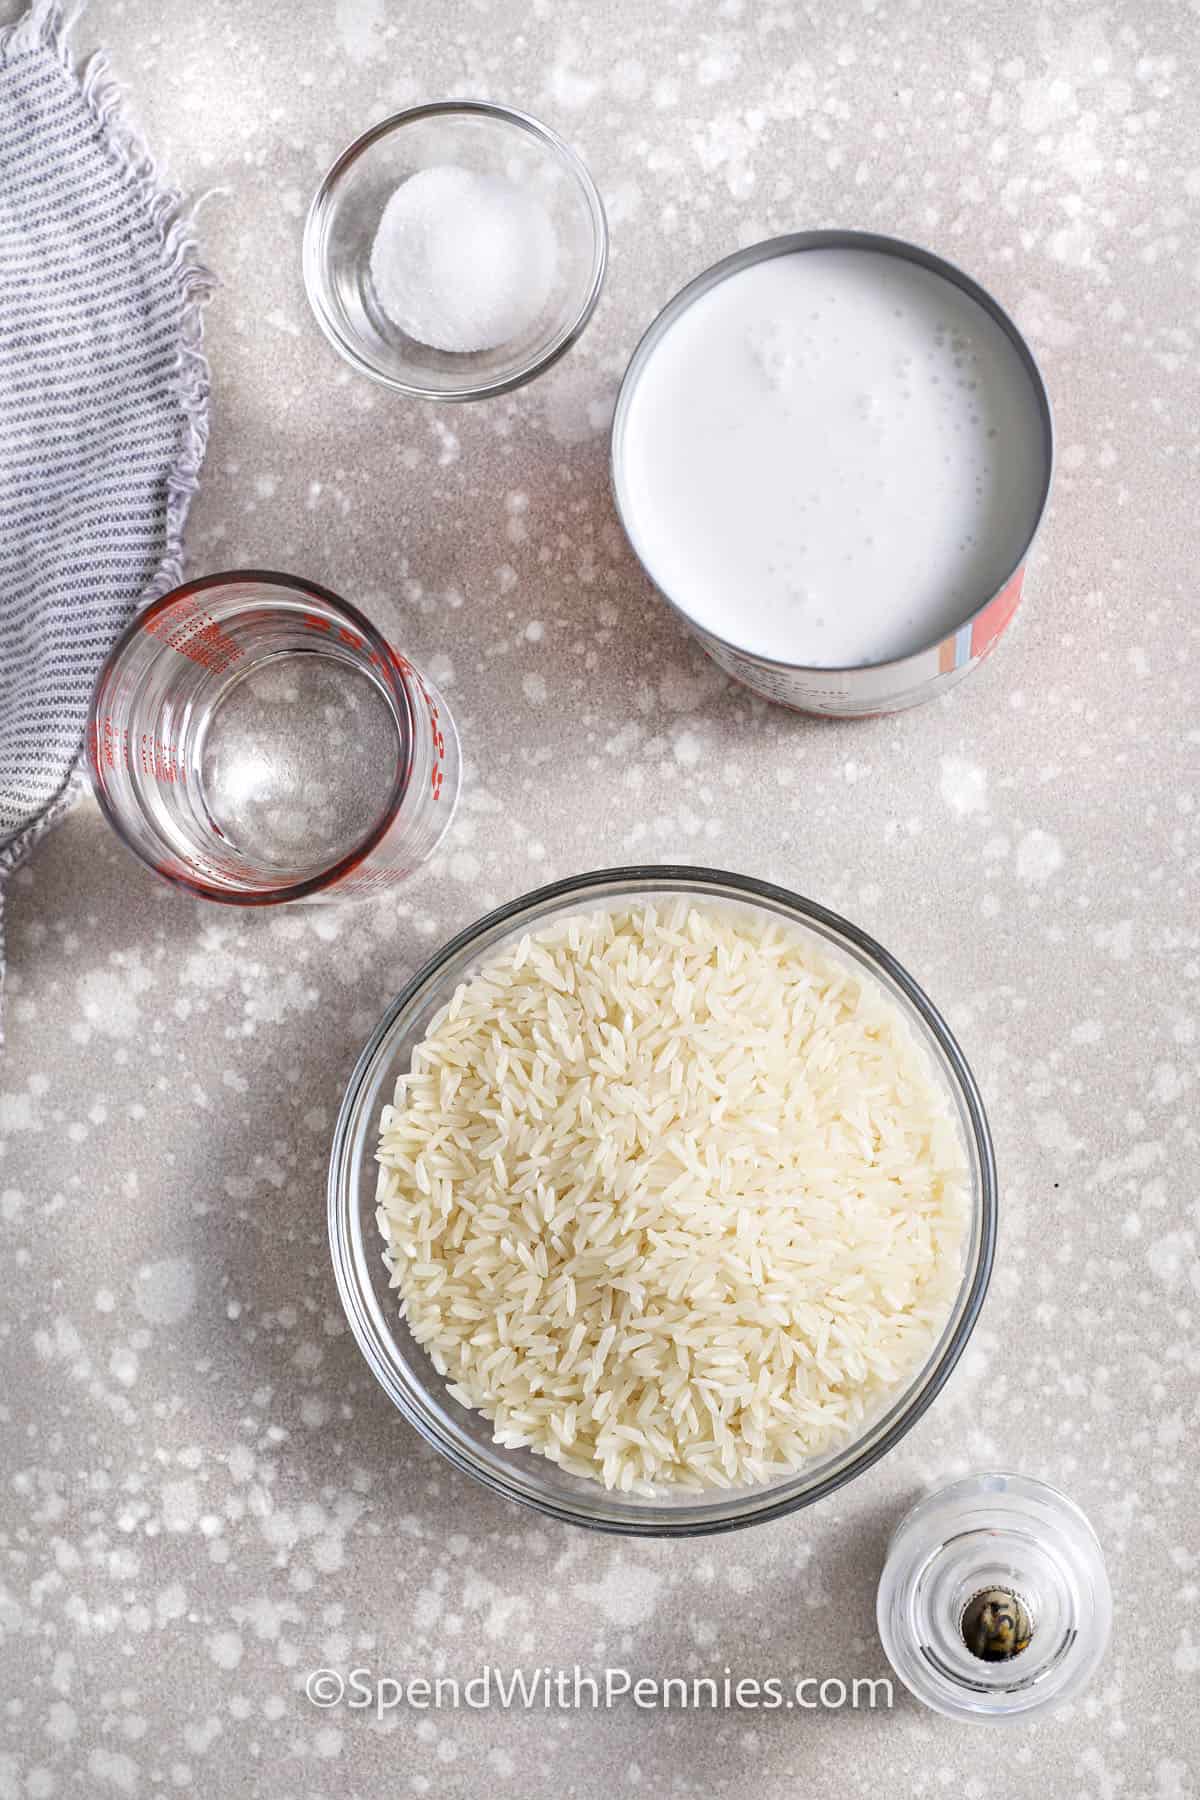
[303,99,608,401]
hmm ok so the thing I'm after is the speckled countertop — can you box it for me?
[3,1,1199,1795]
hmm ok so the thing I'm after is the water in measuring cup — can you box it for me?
[195,652,401,872]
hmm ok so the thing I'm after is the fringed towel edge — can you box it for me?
[0,0,216,1041]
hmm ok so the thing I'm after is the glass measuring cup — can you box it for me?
[86,571,460,903]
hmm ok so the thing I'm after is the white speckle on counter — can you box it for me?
[540,367,613,444]
[156,1583,188,1625]
[75,958,154,1039]
[161,1479,200,1533]
[545,61,601,111]
[315,1725,344,1758]
[87,1749,139,1795]
[1151,1063,1185,1105]
[576,1561,664,1628]
[334,0,384,62]
[1098,918,1135,961]
[132,1259,196,1325]
[1015,828,1064,884]
[1156,1760,1192,1798]
[0,1089,37,1130]
[1033,1110,1083,1161]
[47,1701,78,1743]
[183,1717,222,1756]
[1146,1234,1196,1291]
[939,755,988,816]
[432,420,460,466]
[108,1346,139,1387]
[207,1629,244,1670]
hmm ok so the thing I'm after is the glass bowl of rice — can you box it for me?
[328,867,996,1536]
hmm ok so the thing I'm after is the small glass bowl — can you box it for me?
[303,100,608,401]
[328,867,997,1536]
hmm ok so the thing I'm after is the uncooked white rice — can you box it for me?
[375,901,968,1495]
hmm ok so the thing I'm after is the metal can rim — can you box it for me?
[610,228,1056,679]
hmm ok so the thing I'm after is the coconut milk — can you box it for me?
[618,247,1048,670]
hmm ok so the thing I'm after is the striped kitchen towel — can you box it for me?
[0,0,212,1040]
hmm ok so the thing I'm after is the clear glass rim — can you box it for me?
[328,865,998,1536]
[888,1470,1106,1559]
[85,569,415,907]
[302,99,610,402]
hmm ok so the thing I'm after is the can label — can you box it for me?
[970,566,1024,662]
[702,564,1027,717]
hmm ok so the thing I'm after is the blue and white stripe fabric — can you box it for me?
[0,0,211,1031]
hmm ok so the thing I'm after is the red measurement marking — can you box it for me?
[337,627,362,649]
[145,595,243,672]
[90,716,128,772]
[139,733,186,785]
[303,613,333,634]
[378,643,448,797]
[420,686,447,794]
[92,717,184,788]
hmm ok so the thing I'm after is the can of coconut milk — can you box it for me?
[611,231,1053,717]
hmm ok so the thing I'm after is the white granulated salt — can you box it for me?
[368,163,558,354]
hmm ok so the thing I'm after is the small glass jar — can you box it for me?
[303,101,608,400]
[877,1470,1113,1721]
